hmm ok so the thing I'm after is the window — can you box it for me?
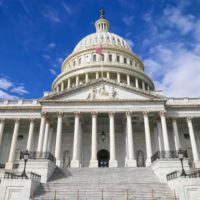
[130,60,133,65]
[73,60,76,66]
[109,54,112,62]
[124,57,127,64]
[93,54,96,62]
[79,58,81,65]
[116,55,120,62]
[101,54,105,61]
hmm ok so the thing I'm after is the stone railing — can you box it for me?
[151,150,188,163]
[4,171,41,182]
[20,151,56,163]
[0,99,40,106]
[167,170,200,181]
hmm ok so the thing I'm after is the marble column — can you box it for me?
[37,113,47,152]
[117,73,121,83]
[142,82,145,90]
[47,128,53,153]
[67,78,71,89]
[127,75,130,86]
[135,78,139,88]
[26,119,35,152]
[109,112,118,167]
[160,111,170,151]
[6,119,20,169]
[143,112,152,166]
[61,82,64,91]
[0,119,5,148]
[55,113,63,167]
[157,121,164,151]
[126,112,136,167]
[172,118,181,151]
[43,119,50,153]
[90,112,98,168]
[76,76,79,86]
[71,112,80,168]
[106,72,110,79]
[85,73,89,83]
[96,72,99,79]
[187,117,199,164]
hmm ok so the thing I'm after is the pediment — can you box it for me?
[43,80,165,101]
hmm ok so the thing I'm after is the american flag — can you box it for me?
[96,47,102,55]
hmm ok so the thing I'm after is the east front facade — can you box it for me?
[0,9,200,200]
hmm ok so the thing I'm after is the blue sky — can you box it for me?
[0,0,200,99]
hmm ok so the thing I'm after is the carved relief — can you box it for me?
[87,84,118,100]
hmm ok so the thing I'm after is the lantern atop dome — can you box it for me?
[95,8,110,32]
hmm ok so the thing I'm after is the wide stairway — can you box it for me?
[35,168,173,200]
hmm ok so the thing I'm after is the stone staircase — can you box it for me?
[35,167,174,200]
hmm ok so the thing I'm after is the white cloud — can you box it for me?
[11,86,29,95]
[49,69,57,76]
[43,10,61,23]
[62,3,72,15]
[145,43,200,97]
[122,15,134,26]
[0,78,13,90]
[0,75,29,99]
[42,55,51,60]
[48,42,56,49]
[125,39,134,49]
[0,90,17,100]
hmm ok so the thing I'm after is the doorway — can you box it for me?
[97,149,110,167]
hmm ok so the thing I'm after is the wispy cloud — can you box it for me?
[43,9,61,23]
[62,3,72,15]
[125,38,134,49]
[122,15,134,26]
[49,69,57,76]
[0,75,29,99]
[48,42,56,49]
[11,86,29,95]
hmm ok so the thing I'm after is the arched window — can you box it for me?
[109,54,112,62]
[79,58,81,65]
[73,60,76,66]
[101,54,105,61]
[93,54,96,62]
[116,55,120,62]
[124,57,127,64]
[130,60,133,65]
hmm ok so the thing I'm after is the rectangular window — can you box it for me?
[117,55,120,62]
[109,54,112,62]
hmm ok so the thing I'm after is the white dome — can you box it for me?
[73,32,132,52]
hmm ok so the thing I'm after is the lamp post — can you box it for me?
[178,150,186,177]
[21,150,29,179]
[101,130,106,142]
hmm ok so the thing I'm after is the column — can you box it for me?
[0,119,5,148]
[135,78,139,88]
[126,112,136,167]
[157,121,164,151]
[61,82,64,91]
[37,113,47,152]
[76,76,79,86]
[47,128,53,153]
[160,111,170,151]
[26,119,35,152]
[187,117,199,164]
[71,112,80,168]
[96,72,99,79]
[56,85,59,93]
[117,73,121,83]
[67,78,71,89]
[109,112,118,167]
[6,119,20,169]
[127,75,130,86]
[143,112,152,166]
[147,85,150,91]
[43,119,50,153]
[172,118,181,151]
[106,72,110,79]
[85,73,89,83]
[90,112,98,168]
[142,82,145,90]
[55,113,63,166]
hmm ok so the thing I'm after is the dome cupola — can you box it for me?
[95,8,110,32]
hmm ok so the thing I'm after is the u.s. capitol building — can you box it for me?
[0,9,200,200]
